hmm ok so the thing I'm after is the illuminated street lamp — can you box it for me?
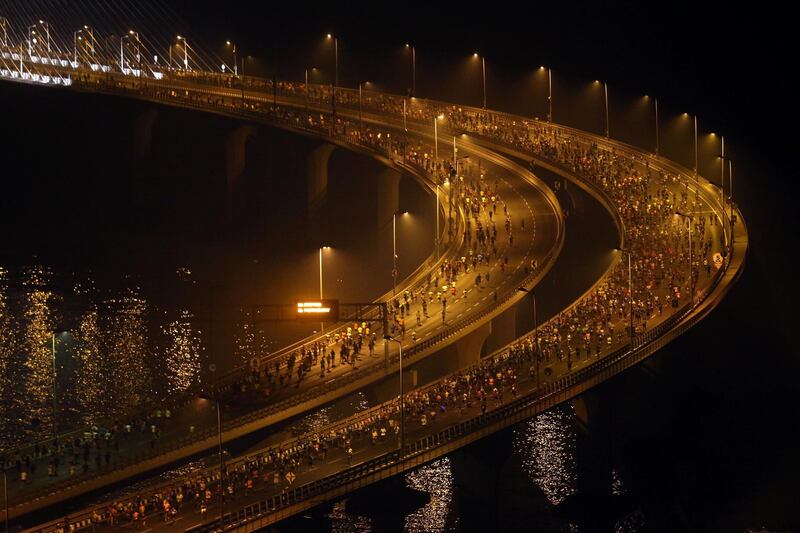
[436,183,442,259]
[326,34,338,116]
[225,40,238,76]
[540,66,553,123]
[319,246,331,332]
[473,52,486,108]
[128,30,141,69]
[384,336,405,458]
[728,159,734,248]
[392,211,409,296]
[304,67,315,119]
[82,26,95,58]
[654,96,660,155]
[38,20,50,53]
[675,211,694,305]
[405,43,416,96]
[615,248,635,338]
[176,35,189,70]
[694,115,698,173]
[434,114,445,160]
[26,24,36,56]
[517,287,540,388]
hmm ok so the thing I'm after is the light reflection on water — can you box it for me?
[290,391,371,438]
[404,457,457,532]
[329,500,372,533]
[20,265,57,441]
[0,265,216,450]
[513,403,578,506]
[162,309,204,395]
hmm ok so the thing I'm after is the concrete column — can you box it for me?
[131,108,158,160]
[307,143,336,238]
[225,125,256,218]
[455,320,492,368]
[449,430,514,530]
[225,125,257,186]
[376,168,401,228]
[514,291,535,337]
[485,306,517,355]
[572,389,614,504]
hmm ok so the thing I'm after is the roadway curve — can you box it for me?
[1,66,565,519]
[15,73,748,533]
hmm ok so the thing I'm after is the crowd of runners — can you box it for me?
[21,77,727,530]
[4,74,727,531]
[2,79,532,494]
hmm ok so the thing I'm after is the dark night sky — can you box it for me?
[169,0,796,352]
[3,0,794,351]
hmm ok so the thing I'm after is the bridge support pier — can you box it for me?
[131,108,158,160]
[307,143,336,240]
[455,320,492,368]
[514,290,535,337]
[449,429,515,530]
[570,388,615,521]
[225,125,257,218]
[375,168,401,228]
[485,306,517,355]
[407,321,491,386]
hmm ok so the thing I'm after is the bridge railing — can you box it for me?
[6,64,729,521]
[14,69,736,533]
[9,71,565,504]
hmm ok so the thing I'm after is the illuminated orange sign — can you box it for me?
[295,300,340,321]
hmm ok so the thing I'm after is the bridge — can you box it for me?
[0,22,747,533]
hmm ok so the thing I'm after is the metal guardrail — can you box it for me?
[6,64,741,532]
[3,70,563,509]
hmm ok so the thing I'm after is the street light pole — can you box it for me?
[51,332,58,436]
[73,30,82,64]
[694,115,699,174]
[616,248,635,338]
[405,44,416,96]
[226,41,237,76]
[517,287,540,388]
[319,246,326,332]
[604,82,610,138]
[434,116,439,160]
[177,36,189,70]
[435,184,440,259]
[675,211,694,305]
[654,96,660,156]
[385,337,405,458]
[729,159,734,248]
[27,24,36,56]
[392,214,397,296]
[326,35,338,120]
[305,67,311,120]
[481,56,487,109]
[720,136,725,211]
[412,45,416,96]
[39,20,50,53]
[547,67,552,123]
